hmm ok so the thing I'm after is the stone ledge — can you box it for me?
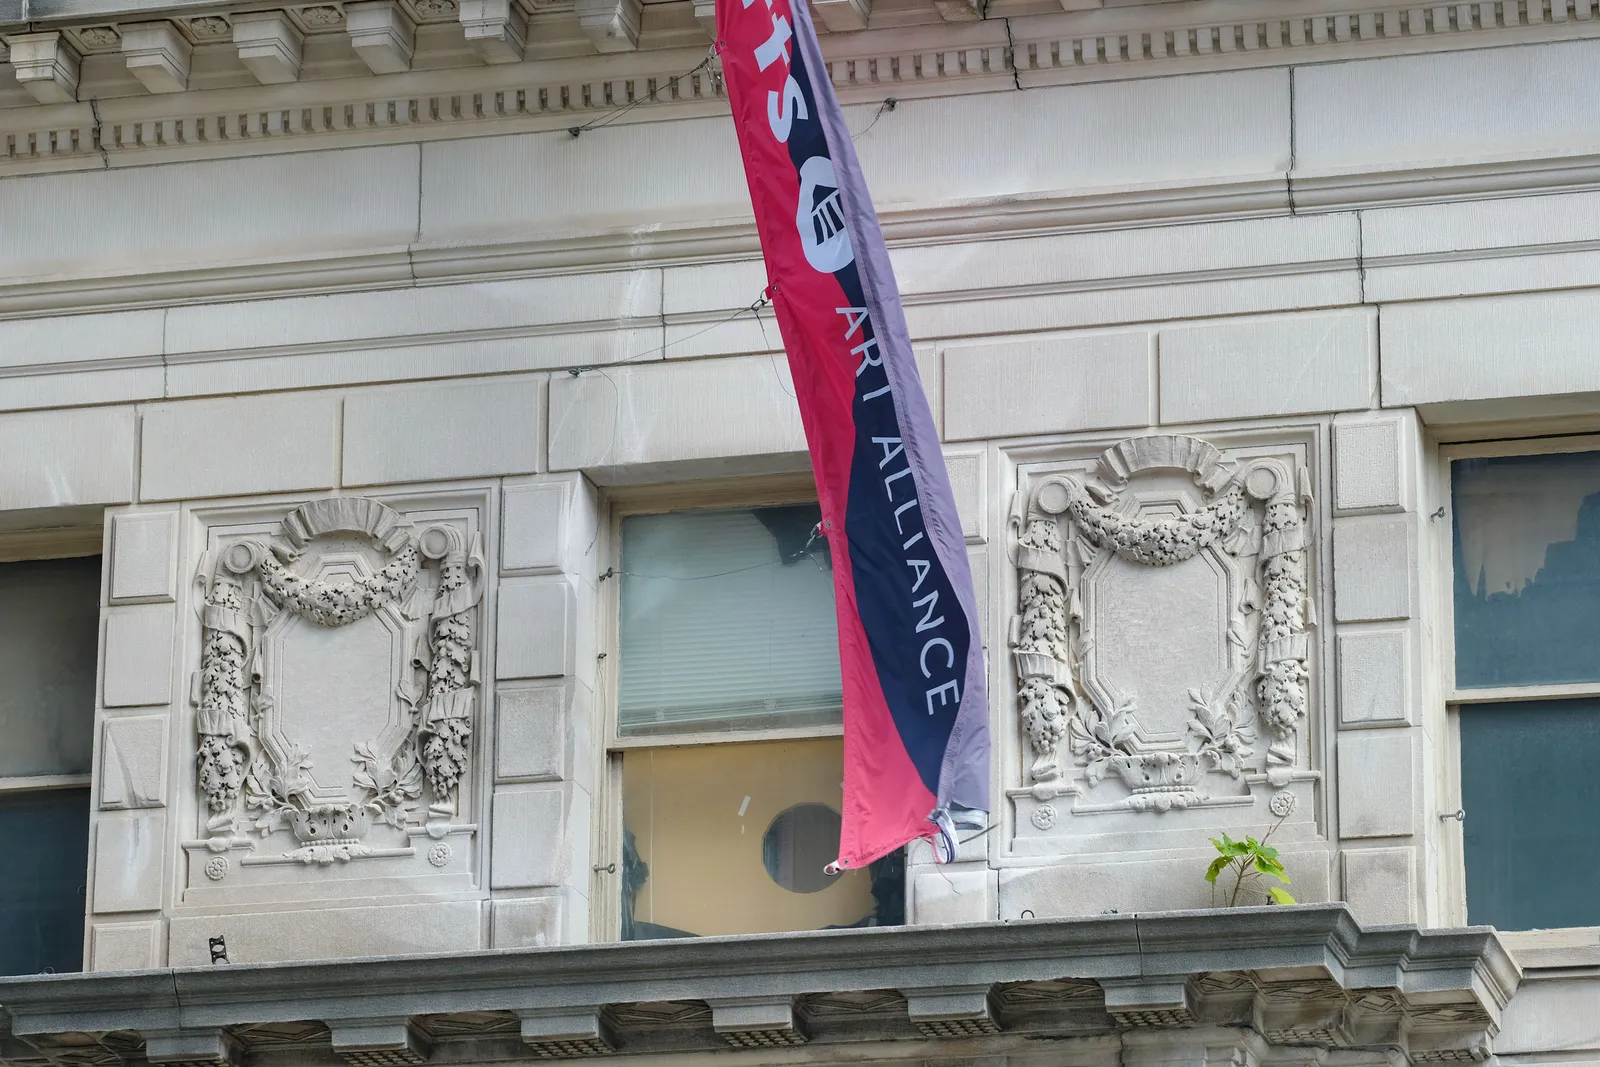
[0,906,1518,1064]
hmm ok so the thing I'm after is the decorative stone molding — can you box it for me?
[518,1009,616,1057]
[0,907,1518,1065]
[346,0,416,74]
[575,0,641,53]
[692,0,716,35]
[904,987,999,1037]
[1008,434,1315,816]
[301,7,347,27]
[121,21,193,94]
[144,1028,241,1067]
[190,16,236,38]
[191,495,483,866]
[3,0,1600,180]
[459,0,527,64]
[329,1019,429,1067]
[232,12,304,85]
[709,999,807,1049]
[4,32,80,104]
[416,522,484,808]
[1016,0,1599,76]
[75,26,123,49]
[812,0,871,33]
[931,0,981,22]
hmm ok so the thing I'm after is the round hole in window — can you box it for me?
[762,803,842,893]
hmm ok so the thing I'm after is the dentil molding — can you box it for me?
[1,0,1598,178]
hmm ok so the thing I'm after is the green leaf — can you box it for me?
[1254,855,1289,881]
[1205,856,1231,884]
[1211,834,1248,859]
[1267,886,1297,906]
[1255,843,1281,862]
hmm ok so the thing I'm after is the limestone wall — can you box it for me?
[2,19,1599,1054]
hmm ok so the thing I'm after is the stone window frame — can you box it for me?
[593,472,850,942]
[1436,432,1600,954]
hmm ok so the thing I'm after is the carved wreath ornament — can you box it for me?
[193,497,482,864]
[1008,435,1314,813]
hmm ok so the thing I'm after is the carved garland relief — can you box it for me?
[193,496,483,865]
[1008,435,1315,815]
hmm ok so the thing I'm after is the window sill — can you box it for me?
[0,773,90,794]
[1500,927,1600,972]
[609,722,843,748]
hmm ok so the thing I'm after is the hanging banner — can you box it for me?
[713,0,989,868]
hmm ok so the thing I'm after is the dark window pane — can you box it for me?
[0,556,101,777]
[0,789,89,975]
[1461,699,1600,930]
[1452,451,1600,688]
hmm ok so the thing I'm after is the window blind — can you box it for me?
[618,506,842,736]
[0,557,100,779]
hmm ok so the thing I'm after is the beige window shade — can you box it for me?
[621,739,873,939]
[618,506,842,737]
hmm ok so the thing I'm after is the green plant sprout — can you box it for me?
[1206,814,1296,907]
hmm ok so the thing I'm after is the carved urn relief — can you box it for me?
[185,495,485,888]
[1007,434,1321,837]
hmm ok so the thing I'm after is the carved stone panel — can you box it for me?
[181,492,488,896]
[1006,433,1322,842]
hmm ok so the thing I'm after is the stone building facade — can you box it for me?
[0,0,1596,1064]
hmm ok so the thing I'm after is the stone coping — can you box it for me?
[0,905,1519,1063]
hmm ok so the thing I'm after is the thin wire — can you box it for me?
[756,299,796,399]
[850,97,897,139]
[609,537,829,582]
[568,48,718,138]
[566,293,771,378]
[615,560,781,582]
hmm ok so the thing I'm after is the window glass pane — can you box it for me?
[0,557,101,778]
[620,738,902,939]
[1452,450,1600,688]
[618,506,841,736]
[0,788,89,975]
[1460,699,1600,930]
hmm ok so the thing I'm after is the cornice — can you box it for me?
[0,0,1597,179]
[0,906,1520,1065]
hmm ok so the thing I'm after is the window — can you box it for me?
[0,555,100,975]
[607,498,903,940]
[1448,443,1600,931]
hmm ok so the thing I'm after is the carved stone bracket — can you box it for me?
[191,496,483,863]
[1008,435,1316,815]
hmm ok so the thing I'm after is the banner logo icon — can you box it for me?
[796,156,854,272]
